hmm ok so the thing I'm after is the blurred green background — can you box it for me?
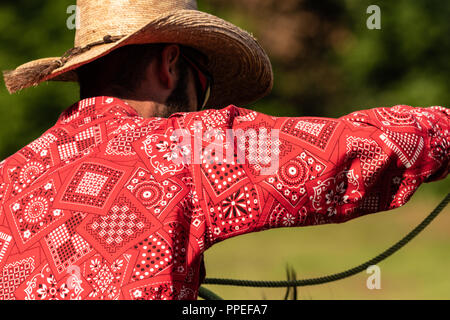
[0,0,449,299]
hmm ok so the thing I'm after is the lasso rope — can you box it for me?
[200,193,450,299]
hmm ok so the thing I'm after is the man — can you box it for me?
[0,0,448,300]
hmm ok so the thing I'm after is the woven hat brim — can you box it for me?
[6,10,273,108]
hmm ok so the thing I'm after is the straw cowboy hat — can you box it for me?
[3,0,273,108]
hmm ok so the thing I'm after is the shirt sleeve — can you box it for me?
[187,105,449,248]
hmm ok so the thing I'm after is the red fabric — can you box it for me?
[0,96,448,300]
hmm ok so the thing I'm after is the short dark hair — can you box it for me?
[77,43,167,99]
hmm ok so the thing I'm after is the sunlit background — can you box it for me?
[0,0,449,299]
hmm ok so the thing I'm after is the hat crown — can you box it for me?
[75,0,198,47]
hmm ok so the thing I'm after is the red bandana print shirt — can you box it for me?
[0,96,448,300]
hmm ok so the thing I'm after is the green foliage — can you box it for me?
[0,0,78,158]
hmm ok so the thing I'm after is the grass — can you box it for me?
[202,179,450,300]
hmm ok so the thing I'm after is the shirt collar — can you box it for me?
[58,96,139,124]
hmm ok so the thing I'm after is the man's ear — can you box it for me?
[159,44,181,90]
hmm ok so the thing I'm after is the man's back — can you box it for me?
[0,97,203,300]
[0,96,448,300]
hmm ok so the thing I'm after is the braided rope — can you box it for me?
[58,35,126,67]
[202,193,450,289]
[198,286,224,300]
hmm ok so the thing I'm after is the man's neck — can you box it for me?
[122,99,170,118]
[81,94,170,118]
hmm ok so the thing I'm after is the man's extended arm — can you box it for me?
[188,105,449,247]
